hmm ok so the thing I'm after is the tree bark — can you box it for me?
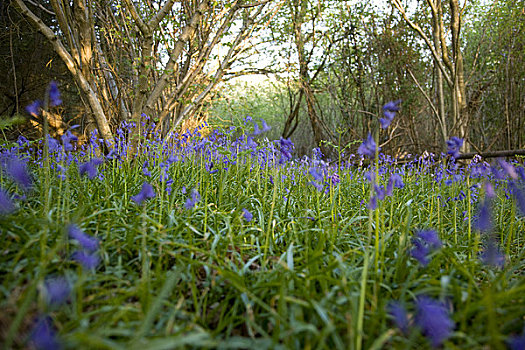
[14,0,114,145]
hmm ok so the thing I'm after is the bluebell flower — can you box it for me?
[0,188,15,215]
[79,158,103,179]
[517,166,525,181]
[205,161,218,174]
[260,119,271,133]
[242,208,253,222]
[184,188,201,209]
[47,136,61,153]
[411,229,442,266]
[358,134,379,158]
[484,182,496,198]
[330,172,340,185]
[474,200,492,232]
[387,301,409,334]
[165,178,174,195]
[411,239,430,266]
[375,185,386,200]
[367,195,378,210]
[446,137,463,159]
[480,240,505,268]
[142,160,151,177]
[30,316,61,350]
[44,276,71,306]
[278,137,294,163]
[498,159,518,180]
[17,135,30,147]
[68,224,99,252]
[61,130,77,152]
[3,156,32,190]
[390,173,404,189]
[507,331,525,350]
[48,81,62,106]
[252,122,261,135]
[309,168,323,182]
[417,229,442,249]
[72,250,100,270]
[380,99,401,129]
[25,100,41,117]
[415,296,454,348]
[106,148,120,160]
[131,182,155,205]
[509,181,525,217]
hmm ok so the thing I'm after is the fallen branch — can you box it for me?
[455,149,525,160]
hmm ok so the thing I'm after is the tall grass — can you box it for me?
[0,119,524,350]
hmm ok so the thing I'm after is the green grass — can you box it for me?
[0,136,524,350]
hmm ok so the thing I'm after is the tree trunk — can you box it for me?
[14,0,114,145]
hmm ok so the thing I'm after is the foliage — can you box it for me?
[1,117,525,349]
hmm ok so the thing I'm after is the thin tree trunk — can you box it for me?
[14,0,114,145]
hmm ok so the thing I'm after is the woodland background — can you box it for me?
[1,0,524,158]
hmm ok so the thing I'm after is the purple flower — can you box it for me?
[184,188,201,210]
[3,156,32,190]
[309,168,323,182]
[411,230,442,266]
[485,182,496,198]
[47,136,61,153]
[61,130,77,152]
[17,135,30,147]
[131,182,156,205]
[415,296,454,347]
[44,276,71,306]
[30,316,61,350]
[411,239,430,266]
[278,137,294,163]
[367,195,378,210]
[25,100,41,117]
[507,332,525,350]
[480,240,505,268]
[68,224,99,252]
[0,188,15,215]
[142,160,151,177]
[380,99,401,129]
[252,122,261,135]
[417,229,442,249]
[387,301,409,334]
[72,250,100,270]
[375,185,386,200]
[358,134,379,158]
[390,174,404,189]
[498,159,518,180]
[474,200,492,232]
[79,158,103,179]
[242,208,253,222]
[446,137,463,159]
[509,181,525,217]
[330,172,340,185]
[260,119,271,133]
[48,81,62,106]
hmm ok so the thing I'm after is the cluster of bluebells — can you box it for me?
[367,173,405,210]
[184,188,201,210]
[388,296,455,348]
[30,224,101,349]
[0,153,33,215]
[388,229,454,347]
[410,229,442,266]
[6,84,525,349]
[132,182,156,205]
[69,224,100,270]
[446,137,463,159]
